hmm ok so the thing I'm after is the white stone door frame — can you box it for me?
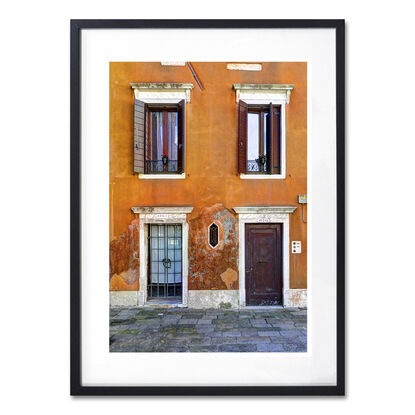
[131,207,193,306]
[233,206,296,307]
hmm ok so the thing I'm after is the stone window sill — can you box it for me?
[138,173,186,180]
[239,174,286,180]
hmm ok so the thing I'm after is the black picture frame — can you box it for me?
[70,19,345,396]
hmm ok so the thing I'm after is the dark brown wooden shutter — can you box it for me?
[271,104,281,174]
[238,100,248,173]
[268,102,273,174]
[133,99,146,174]
[177,99,186,173]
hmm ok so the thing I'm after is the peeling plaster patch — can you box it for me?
[227,63,262,71]
[109,273,139,291]
[188,204,238,290]
[220,268,238,289]
[109,219,140,291]
[213,209,236,245]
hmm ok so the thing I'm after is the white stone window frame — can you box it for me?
[233,84,294,180]
[131,206,193,306]
[233,206,297,307]
[131,83,193,180]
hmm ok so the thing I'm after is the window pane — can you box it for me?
[174,261,182,273]
[167,225,174,237]
[168,112,178,163]
[150,111,163,161]
[158,238,165,249]
[167,272,175,283]
[151,262,159,274]
[151,273,159,283]
[168,238,179,248]
[158,226,165,237]
[247,112,260,160]
[158,273,166,283]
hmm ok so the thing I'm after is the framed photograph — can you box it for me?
[71,19,345,395]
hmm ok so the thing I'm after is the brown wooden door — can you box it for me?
[245,224,283,305]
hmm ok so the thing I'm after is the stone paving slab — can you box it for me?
[110,307,307,353]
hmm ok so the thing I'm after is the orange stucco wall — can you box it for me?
[109,62,307,291]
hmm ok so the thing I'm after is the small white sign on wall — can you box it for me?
[292,241,302,254]
[154,214,169,219]
[258,217,272,223]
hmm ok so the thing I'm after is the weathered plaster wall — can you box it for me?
[110,62,307,290]
[109,218,140,291]
[189,204,238,290]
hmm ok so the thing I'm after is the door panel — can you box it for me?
[148,224,182,298]
[245,223,283,305]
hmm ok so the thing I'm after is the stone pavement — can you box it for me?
[110,307,307,352]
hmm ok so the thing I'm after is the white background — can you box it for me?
[1,0,415,413]
[81,28,336,386]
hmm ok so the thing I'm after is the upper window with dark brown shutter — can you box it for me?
[177,99,186,173]
[238,102,281,175]
[134,100,186,175]
[270,104,281,174]
[233,83,293,178]
[238,100,248,173]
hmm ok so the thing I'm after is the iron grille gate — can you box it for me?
[148,224,182,299]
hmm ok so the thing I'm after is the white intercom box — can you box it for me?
[292,241,302,254]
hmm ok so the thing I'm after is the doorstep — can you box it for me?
[242,305,285,310]
[144,298,186,308]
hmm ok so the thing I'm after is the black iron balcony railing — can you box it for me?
[247,156,269,173]
[145,160,179,173]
